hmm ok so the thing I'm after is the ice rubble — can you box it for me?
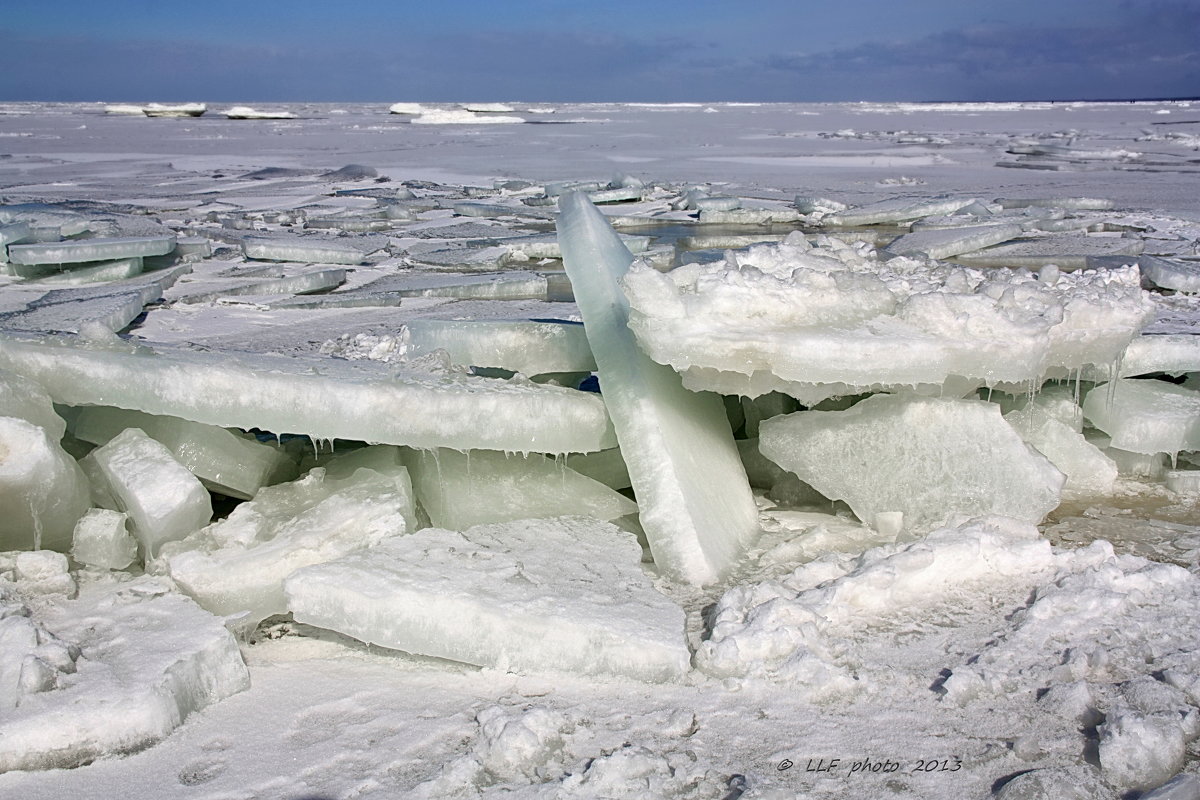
[285,517,690,682]
[760,395,1064,534]
[623,230,1155,399]
[557,192,758,585]
[401,448,636,531]
[160,465,414,628]
[0,576,249,773]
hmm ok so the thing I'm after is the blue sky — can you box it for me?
[1,0,1196,102]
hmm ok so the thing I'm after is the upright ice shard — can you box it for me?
[285,517,690,682]
[760,395,1064,534]
[401,448,637,531]
[557,192,757,585]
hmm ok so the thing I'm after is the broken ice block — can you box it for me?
[0,417,90,552]
[623,232,1154,398]
[86,428,213,558]
[402,320,595,376]
[1082,380,1200,457]
[177,268,346,304]
[0,265,190,334]
[28,257,143,286]
[823,197,978,226]
[160,466,413,627]
[995,197,1114,211]
[883,223,1023,260]
[285,517,689,682]
[1165,469,1200,494]
[564,447,631,491]
[697,208,802,225]
[558,192,758,585]
[71,406,297,500]
[401,448,636,531]
[0,334,616,454]
[71,508,137,569]
[1096,335,1200,379]
[6,236,175,266]
[760,395,1064,533]
[241,237,368,265]
[1139,256,1200,293]
[0,577,248,773]
[954,235,1144,270]
[0,366,65,438]
[1004,406,1117,497]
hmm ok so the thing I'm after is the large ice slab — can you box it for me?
[401,320,595,376]
[0,417,90,552]
[84,428,213,559]
[954,235,1144,270]
[6,236,175,266]
[241,237,368,265]
[28,258,144,287]
[557,192,757,585]
[72,406,297,500]
[0,334,616,454]
[1138,256,1200,293]
[160,466,413,627]
[401,448,636,531]
[623,232,1155,398]
[176,268,346,304]
[822,196,978,226]
[285,517,689,682]
[1004,405,1118,497]
[0,577,249,773]
[759,395,1064,534]
[883,223,1023,260]
[1082,379,1200,457]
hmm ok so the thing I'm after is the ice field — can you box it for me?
[0,99,1199,799]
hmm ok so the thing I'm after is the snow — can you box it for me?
[558,192,758,585]
[0,100,1198,800]
[285,517,690,682]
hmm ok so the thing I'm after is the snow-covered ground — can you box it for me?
[0,100,1198,799]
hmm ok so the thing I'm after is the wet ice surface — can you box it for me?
[0,101,1198,799]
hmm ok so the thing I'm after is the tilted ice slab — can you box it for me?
[401,448,637,531]
[1004,405,1117,497]
[954,235,1144,270]
[558,192,757,585]
[402,319,596,376]
[0,577,249,773]
[85,428,213,559]
[285,517,690,682]
[623,232,1156,398]
[760,395,1064,534]
[0,334,616,454]
[1138,256,1200,293]
[6,236,175,266]
[27,257,143,286]
[222,106,297,120]
[241,237,368,265]
[1082,379,1200,458]
[72,406,297,500]
[176,268,346,304]
[883,223,1023,260]
[160,466,413,628]
[0,366,66,438]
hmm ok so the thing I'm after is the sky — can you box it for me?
[0,0,1197,103]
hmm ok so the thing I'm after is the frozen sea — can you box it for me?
[0,100,1199,800]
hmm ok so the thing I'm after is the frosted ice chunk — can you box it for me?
[697,208,802,225]
[1137,774,1200,800]
[623,233,1154,398]
[401,448,636,530]
[1099,711,1188,792]
[388,102,429,115]
[86,428,212,559]
[823,196,977,226]
[222,106,296,120]
[71,508,137,569]
[71,406,297,500]
[1104,446,1168,479]
[452,201,555,221]
[1005,406,1117,497]
[461,103,517,113]
[586,187,643,204]
[0,417,89,552]
[504,233,650,260]
[0,223,33,248]
[0,577,248,773]
[412,109,524,125]
[0,334,616,455]
[160,466,412,627]
[564,447,631,490]
[177,268,346,304]
[760,395,1064,533]
[1139,257,1200,293]
[402,320,595,376]
[558,192,758,585]
[103,104,146,115]
[285,517,689,682]
[0,366,65,438]
[27,257,143,286]
[883,223,1023,260]
[0,265,190,334]
[1097,335,1200,379]
[241,237,368,265]
[6,236,175,266]
[692,196,741,212]
[995,197,1114,210]
[1165,469,1200,495]
[794,196,848,214]
[1082,380,1200,457]
[143,103,207,117]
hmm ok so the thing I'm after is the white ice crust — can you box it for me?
[624,231,1156,398]
[285,517,690,682]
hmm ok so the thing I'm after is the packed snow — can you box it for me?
[0,99,1197,799]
